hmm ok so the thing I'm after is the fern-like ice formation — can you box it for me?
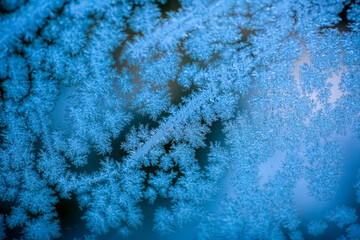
[0,0,360,239]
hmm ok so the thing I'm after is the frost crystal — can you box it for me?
[0,0,360,239]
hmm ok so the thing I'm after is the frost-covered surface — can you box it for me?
[308,220,328,237]
[0,0,360,239]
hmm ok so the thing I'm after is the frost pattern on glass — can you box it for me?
[0,0,360,239]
